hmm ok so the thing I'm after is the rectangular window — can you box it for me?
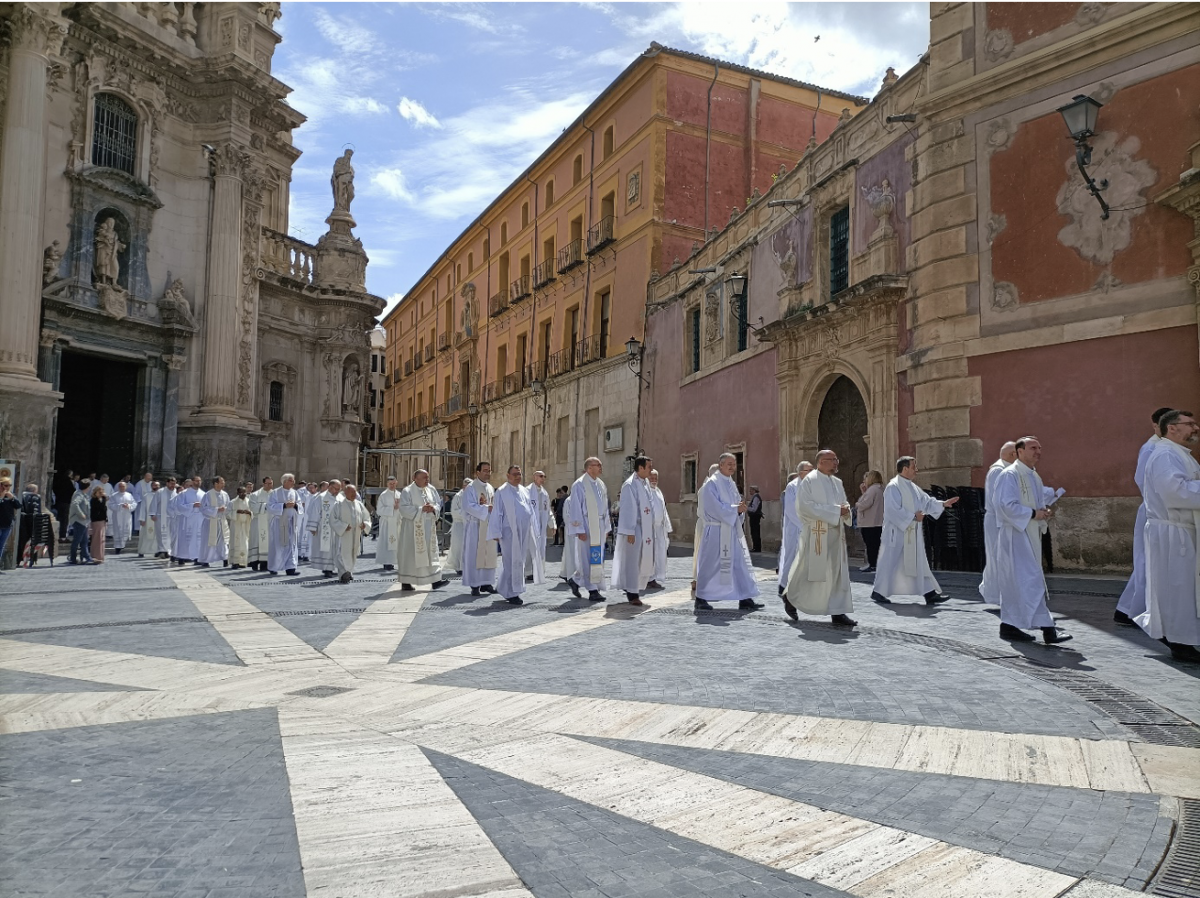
[830,205,850,297]
[736,290,749,353]
[733,451,745,496]
[683,459,697,496]
[584,407,600,458]
[268,381,284,422]
[598,290,611,358]
[91,94,138,175]
[371,354,379,373]
[690,308,701,373]
[556,415,570,464]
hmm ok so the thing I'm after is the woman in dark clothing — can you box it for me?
[89,488,109,563]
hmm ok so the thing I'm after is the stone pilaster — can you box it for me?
[199,142,247,416]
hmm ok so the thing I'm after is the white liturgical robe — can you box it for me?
[612,473,657,595]
[1136,440,1200,645]
[107,490,136,549]
[332,496,371,577]
[978,458,1008,603]
[566,474,610,591]
[786,470,853,615]
[247,488,272,565]
[132,478,154,528]
[461,478,497,589]
[992,461,1056,629]
[695,473,758,602]
[171,487,204,561]
[777,478,801,591]
[524,484,554,580]
[198,489,230,565]
[229,496,251,566]
[1117,436,1161,621]
[136,488,158,555]
[152,487,173,556]
[307,490,342,570]
[650,484,672,584]
[489,483,536,598]
[375,487,403,568]
[447,489,466,572]
[267,486,304,572]
[871,476,945,598]
[396,483,443,585]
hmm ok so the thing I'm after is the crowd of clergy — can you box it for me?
[69,403,1200,663]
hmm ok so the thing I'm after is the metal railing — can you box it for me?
[424,344,435,362]
[489,292,509,317]
[587,215,615,254]
[546,346,573,377]
[509,275,531,303]
[575,335,602,367]
[503,372,522,396]
[413,354,423,370]
[404,359,413,376]
[438,333,450,352]
[532,259,555,288]
[526,360,546,384]
[482,380,498,403]
[557,238,584,273]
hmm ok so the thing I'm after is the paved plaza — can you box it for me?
[1,544,1198,898]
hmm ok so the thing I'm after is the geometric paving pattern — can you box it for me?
[1,552,1197,898]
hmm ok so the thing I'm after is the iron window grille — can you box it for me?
[829,205,850,297]
[91,93,138,175]
[268,381,284,422]
[690,307,701,373]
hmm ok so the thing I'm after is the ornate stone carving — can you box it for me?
[219,17,234,47]
[331,149,355,215]
[259,3,283,25]
[881,66,898,89]
[42,241,63,284]
[97,283,129,319]
[92,217,125,285]
[837,108,852,126]
[704,290,720,344]
[4,6,68,56]
[1075,3,1106,26]
[985,118,1016,155]
[986,213,1007,245]
[992,281,1018,310]
[861,178,896,239]
[212,142,248,179]
[774,237,798,289]
[162,353,187,371]
[159,276,195,328]
[626,170,640,205]
[237,22,251,50]
[984,28,1014,61]
[1056,132,1156,266]
[342,358,362,413]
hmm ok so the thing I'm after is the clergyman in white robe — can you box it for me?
[107,484,137,551]
[979,442,1017,603]
[446,479,471,572]
[308,484,343,575]
[247,479,273,571]
[132,474,154,533]
[267,478,304,575]
[992,440,1069,643]
[461,470,498,593]
[695,466,760,608]
[152,480,176,557]
[396,475,446,588]
[198,481,230,566]
[489,476,536,603]
[871,463,958,604]
[785,458,855,624]
[525,475,554,584]
[376,478,403,570]
[612,467,657,603]
[776,467,809,594]
[565,461,610,599]
[1116,429,1164,624]
[648,471,672,587]
[1136,420,1200,660]
[692,464,720,584]
[135,484,159,557]
[229,491,252,568]
[332,486,371,583]
[171,481,204,563]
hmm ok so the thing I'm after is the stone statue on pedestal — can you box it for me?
[93,218,125,285]
[331,149,355,215]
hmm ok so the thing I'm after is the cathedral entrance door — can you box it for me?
[817,375,868,504]
[56,351,140,480]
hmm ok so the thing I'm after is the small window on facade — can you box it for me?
[690,307,701,373]
[683,459,697,496]
[545,180,555,207]
[572,154,583,184]
[735,286,749,353]
[92,93,138,175]
[602,126,614,159]
[371,354,379,373]
[381,356,386,374]
[268,381,284,422]
[500,222,508,245]
[468,252,474,272]
[521,202,530,228]
[830,205,850,297]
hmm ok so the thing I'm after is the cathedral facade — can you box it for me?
[0,1,382,495]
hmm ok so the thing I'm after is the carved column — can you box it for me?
[199,143,246,415]
[0,6,63,379]
[161,354,186,477]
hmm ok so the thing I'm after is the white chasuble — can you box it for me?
[489,483,536,597]
[396,483,443,584]
[461,479,497,588]
[229,496,252,566]
[786,471,853,615]
[694,473,758,603]
[612,474,657,594]
[1137,441,1200,644]
[870,476,944,598]
[992,462,1054,629]
[376,487,403,568]
[567,474,610,591]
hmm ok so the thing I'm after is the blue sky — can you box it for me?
[273,2,930,316]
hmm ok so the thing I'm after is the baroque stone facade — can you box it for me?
[0,2,382,492]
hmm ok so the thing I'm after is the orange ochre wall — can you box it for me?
[985,3,1085,47]
[968,326,1200,497]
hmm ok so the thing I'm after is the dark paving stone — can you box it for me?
[579,737,1173,888]
[426,613,1113,738]
[0,709,306,898]
[5,621,242,666]
[0,668,146,694]
[424,747,854,898]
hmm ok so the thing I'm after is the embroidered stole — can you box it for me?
[473,482,497,569]
[805,475,838,582]
[1014,462,1046,560]
[583,477,605,582]
[636,479,657,584]
[410,486,436,564]
[206,491,222,547]
[896,478,921,577]
[319,494,335,553]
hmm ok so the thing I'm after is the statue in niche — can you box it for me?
[342,359,361,412]
[93,218,125,286]
[43,241,63,284]
[704,290,721,344]
[331,149,355,214]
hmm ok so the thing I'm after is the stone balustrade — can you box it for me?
[260,227,315,285]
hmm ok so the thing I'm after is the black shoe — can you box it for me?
[694,598,713,610]
[525,575,535,583]
[567,579,581,599]
[192,560,201,566]
[871,592,892,604]
[506,596,524,605]
[481,585,496,595]
[924,591,950,605]
[739,599,765,610]
[400,584,415,591]
[1164,641,1200,663]
[431,580,449,589]
[778,585,785,597]
[383,564,394,571]
[199,563,211,568]
[339,572,351,584]
[1113,610,1137,627]
[625,591,639,603]
[782,597,799,621]
[646,580,662,590]
[471,587,481,597]
[323,570,333,578]
[1000,623,1036,642]
[588,591,604,602]
[831,614,857,627]
[1042,627,1073,644]
[115,548,122,555]
[268,571,278,576]
[137,554,144,558]
[222,560,228,568]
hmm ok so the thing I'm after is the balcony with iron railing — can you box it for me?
[557,238,584,274]
[438,333,450,352]
[413,353,423,370]
[424,344,435,362]
[509,275,531,303]
[526,360,546,384]
[503,372,522,396]
[587,215,615,254]
[489,291,509,317]
[574,335,603,367]
[435,393,464,421]
[260,227,315,284]
[531,259,555,289]
[482,380,498,403]
[404,359,413,376]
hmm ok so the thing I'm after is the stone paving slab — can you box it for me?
[3,620,243,666]
[0,668,145,694]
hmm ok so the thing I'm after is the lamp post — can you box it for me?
[530,377,548,415]
[1056,94,1110,220]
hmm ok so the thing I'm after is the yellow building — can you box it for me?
[380,44,863,492]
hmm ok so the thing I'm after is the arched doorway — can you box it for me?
[817,375,869,503]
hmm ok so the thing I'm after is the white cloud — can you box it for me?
[371,167,417,204]
[311,7,382,56]
[425,4,524,36]
[398,97,441,129]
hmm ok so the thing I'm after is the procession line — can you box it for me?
[277,707,532,898]
[408,725,1079,898]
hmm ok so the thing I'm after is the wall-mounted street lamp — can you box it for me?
[625,336,650,386]
[529,378,549,415]
[1057,94,1110,220]
[726,272,764,330]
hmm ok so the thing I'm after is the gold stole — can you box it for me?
[896,478,921,576]
[805,475,837,582]
[473,482,497,569]
[410,486,435,563]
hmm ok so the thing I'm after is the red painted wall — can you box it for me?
[985,3,1082,45]
[968,326,1200,496]
[664,131,750,232]
[756,93,840,151]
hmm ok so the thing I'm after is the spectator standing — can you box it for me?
[746,486,763,553]
[68,480,92,563]
[553,487,567,546]
[856,471,885,572]
[17,483,42,564]
[90,487,109,563]
[0,479,22,570]
[53,468,75,539]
